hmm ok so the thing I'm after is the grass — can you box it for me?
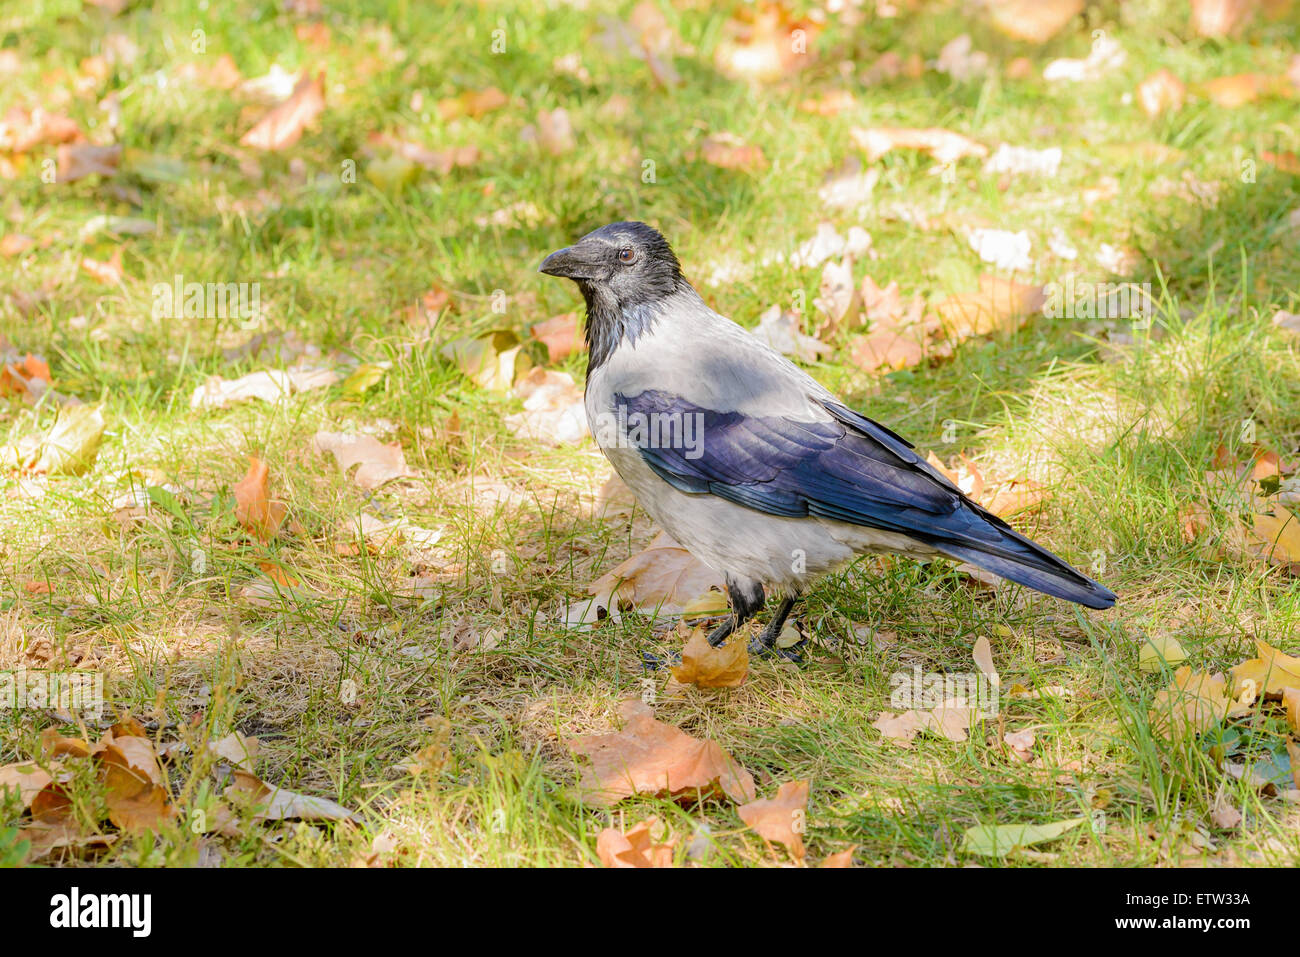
[1,0,1299,867]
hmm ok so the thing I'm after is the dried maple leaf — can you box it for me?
[1149,667,1248,739]
[567,699,756,806]
[240,71,325,150]
[312,431,415,489]
[669,626,749,688]
[233,456,288,540]
[1229,639,1300,698]
[596,816,676,867]
[738,779,809,861]
[587,530,725,616]
[931,275,1046,340]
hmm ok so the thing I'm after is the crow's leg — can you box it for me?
[707,577,766,648]
[749,594,805,661]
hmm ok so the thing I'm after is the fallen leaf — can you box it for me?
[207,731,259,771]
[972,636,1000,689]
[225,770,359,822]
[34,404,105,475]
[713,5,819,83]
[669,626,749,688]
[960,817,1086,856]
[79,248,124,284]
[1043,34,1126,82]
[312,431,415,489]
[752,305,831,362]
[699,133,767,172]
[504,367,588,446]
[738,780,809,860]
[436,87,507,121]
[587,530,725,616]
[820,846,857,867]
[1149,667,1246,739]
[529,312,582,361]
[190,370,292,410]
[232,456,288,540]
[0,762,53,809]
[1139,635,1188,673]
[1137,69,1187,117]
[240,71,325,151]
[567,699,756,806]
[56,143,120,183]
[1229,639,1300,697]
[987,0,1083,44]
[596,816,676,867]
[851,126,987,165]
[1191,0,1255,37]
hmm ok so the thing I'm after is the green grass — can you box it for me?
[1,0,1299,867]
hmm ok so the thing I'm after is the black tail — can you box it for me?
[937,526,1116,609]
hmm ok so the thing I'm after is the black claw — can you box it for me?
[642,650,683,671]
[748,636,807,664]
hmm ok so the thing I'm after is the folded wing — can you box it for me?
[615,389,1115,609]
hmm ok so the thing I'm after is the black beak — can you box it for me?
[539,244,602,280]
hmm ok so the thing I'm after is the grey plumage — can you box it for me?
[540,222,1115,653]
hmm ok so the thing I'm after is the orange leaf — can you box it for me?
[567,699,756,806]
[240,71,326,151]
[669,626,749,688]
[596,816,676,867]
[738,780,810,860]
[233,456,288,540]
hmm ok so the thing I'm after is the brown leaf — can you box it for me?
[240,71,326,151]
[851,126,988,164]
[436,87,507,121]
[669,625,749,688]
[0,106,81,153]
[225,769,359,822]
[312,431,415,489]
[1149,667,1244,739]
[1137,70,1187,117]
[97,734,172,832]
[596,816,676,867]
[0,762,53,809]
[713,4,819,83]
[738,780,809,860]
[567,699,757,806]
[987,0,1083,44]
[699,133,767,171]
[79,247,124,284]
[820,845,857,867]
[233,456,288,540]
[530,312,582,362]
[931,275,1046,340]
[1191,0,1255,37]
[588,530,726,616]
[207,731,260,771]
[56,142,120,182]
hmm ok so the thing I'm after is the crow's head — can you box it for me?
[538,221,684,308]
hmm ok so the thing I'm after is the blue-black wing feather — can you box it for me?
[614,389,1115,609]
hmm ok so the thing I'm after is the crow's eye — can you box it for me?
[618,247,637,264]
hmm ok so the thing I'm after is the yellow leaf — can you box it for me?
[1229,639,1300,697]
[669,626,748,688]
[1139,635,1188,673]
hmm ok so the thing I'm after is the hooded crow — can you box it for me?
[540,221,1115,656]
